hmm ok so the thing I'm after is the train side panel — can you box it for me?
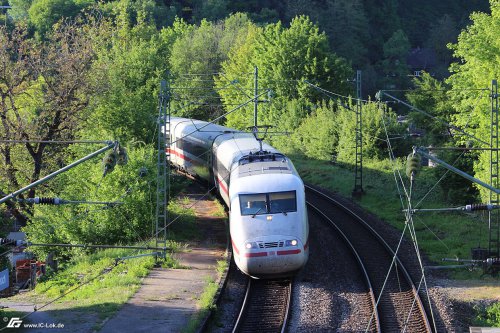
[170,117,226,181]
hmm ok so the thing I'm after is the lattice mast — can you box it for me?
[156,79,170,253]
[353,70,364,195]
[489,79,499,267]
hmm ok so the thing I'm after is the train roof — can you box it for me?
[238,159,293,177]
[169,117,293,176]
[215,134,279,170]
[170,117,237,141]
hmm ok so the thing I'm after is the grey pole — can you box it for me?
[0,142,115,204]
[254,66,258,127]
[415,146,500,194]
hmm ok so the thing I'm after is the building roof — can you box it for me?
[407,47,438,70]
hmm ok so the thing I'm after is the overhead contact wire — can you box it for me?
[381,104,437,332]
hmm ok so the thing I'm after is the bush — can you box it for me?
[23,144,157,258]
[475,301,500,327]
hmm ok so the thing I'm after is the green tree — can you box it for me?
[291,100,336,160]
[169,14,252,120]
[7,0,33,21]
[426,14,459,66]
[98,0,178,28]
[334,101,393,164]
[23,144,157,256]
[380,29,411,89]
[28,0,92,38]
[447,0,500,200]
[88,7,171,143]
[406,72,477,203]
[217,15,352,130]
[324,0,369,67]
[192,0,229,22]
[0,19,99,226]
[405,72,453,145]
[362,0,401,63]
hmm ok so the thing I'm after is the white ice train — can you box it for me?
[167,117,309,278]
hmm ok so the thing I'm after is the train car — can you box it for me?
[168,117,309,278]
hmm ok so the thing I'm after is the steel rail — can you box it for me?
[307,201,381,332]
[232,278,292,333]
[281,278,292,333]
[305,184,432,332]
[232,277,252,333]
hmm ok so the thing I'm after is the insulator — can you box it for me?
[465,204,494,211]
[103,151,117,175]
[0,238,13,245]
[486,258,500,266]
[406,153,421,178]
[0,238,23,246]
[33,197,61,205]
[116,146,128,166]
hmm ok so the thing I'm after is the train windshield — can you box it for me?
[239,191,296,216]
[269,191,297,214]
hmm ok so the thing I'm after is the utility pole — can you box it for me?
[155,79,170,261]
[489,79,499,274]
[254,66,258,127]
[353,70,364,197]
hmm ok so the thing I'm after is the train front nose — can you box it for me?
[237,236,308,278]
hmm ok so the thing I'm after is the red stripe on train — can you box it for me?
[231,239,239,255]
[277,249,302,256]
[243,252,268,257]
[167,148,229,196]
[232,240,268,257]
[217,177,229,196]
[166,148,193,162]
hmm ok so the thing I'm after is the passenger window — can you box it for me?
[269,191,296,213]
[239,194,267,216]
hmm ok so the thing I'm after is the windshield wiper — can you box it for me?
[251,207,263,218]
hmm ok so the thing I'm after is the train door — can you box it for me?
[212,146,220,191]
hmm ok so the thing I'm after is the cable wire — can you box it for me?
[413,151,465,209]
[381,91,489,147]
[370,106,438,332]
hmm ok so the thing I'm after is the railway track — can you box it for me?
[307,201,380,332]
[232,278,292,333]
[305,185,433,332]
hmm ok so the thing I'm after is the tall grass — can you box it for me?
[182,259,228,333]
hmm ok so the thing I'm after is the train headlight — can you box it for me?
[285,239,298,247]
[245,242,258,249]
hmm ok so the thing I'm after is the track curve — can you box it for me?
[307,201,380,332]
[305,185,433,332]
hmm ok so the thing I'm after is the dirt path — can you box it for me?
[99,182,227,333]
[99,248,225,333]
